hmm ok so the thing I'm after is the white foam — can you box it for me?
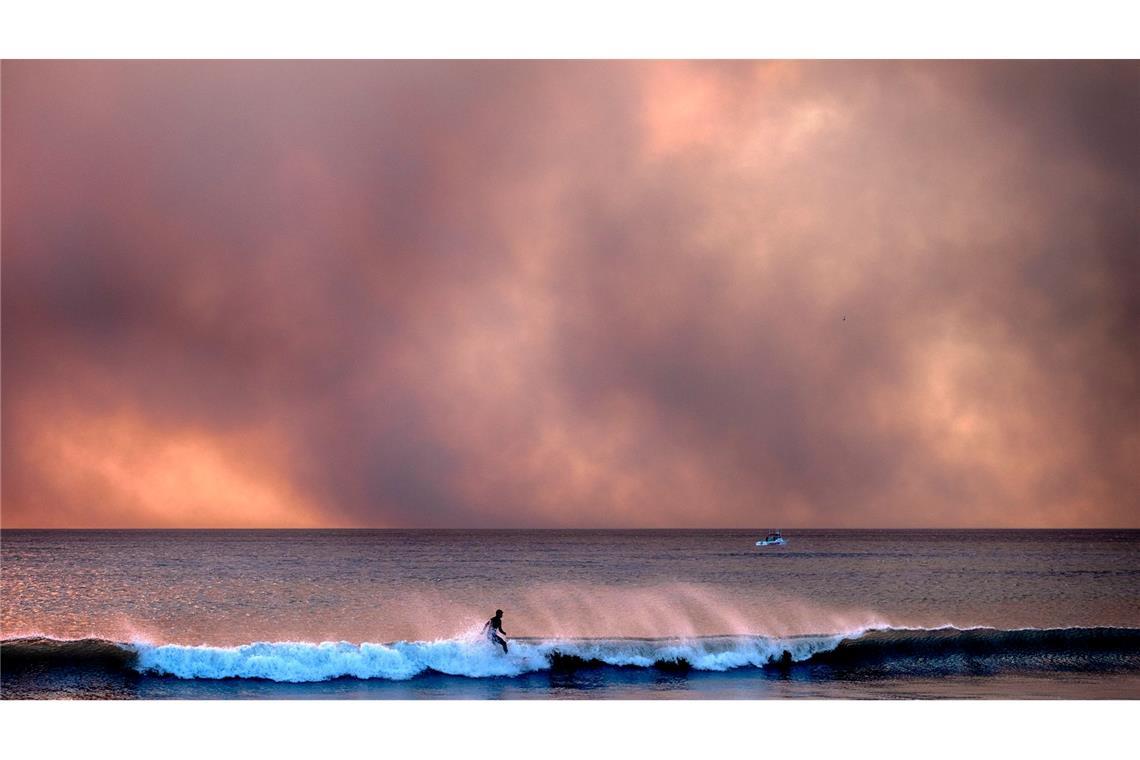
[130,630,857,682]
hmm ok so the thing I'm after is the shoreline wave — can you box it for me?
[4,626,1140,684]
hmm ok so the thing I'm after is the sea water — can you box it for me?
[2,529,1138,699]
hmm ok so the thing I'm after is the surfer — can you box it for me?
[483,609,509,654]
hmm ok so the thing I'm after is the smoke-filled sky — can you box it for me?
[2,60,1137,528]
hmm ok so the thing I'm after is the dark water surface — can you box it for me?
[3,529,1139,698]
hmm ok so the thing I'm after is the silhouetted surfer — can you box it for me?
[483,609,509,653]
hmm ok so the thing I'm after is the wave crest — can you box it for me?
[4,626,1139,684]
[130,631,847,681]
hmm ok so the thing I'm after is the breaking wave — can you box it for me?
[4,626,1139,684]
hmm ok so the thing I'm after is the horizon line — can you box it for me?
[3,526,1139,531]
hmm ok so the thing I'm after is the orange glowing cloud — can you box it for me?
[9,409,324,528]
[2,61,1137,528]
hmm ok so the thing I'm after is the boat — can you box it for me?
[755,529,786,547]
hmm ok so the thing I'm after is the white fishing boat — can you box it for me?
[755,529,786,547]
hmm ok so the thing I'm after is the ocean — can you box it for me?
[2,529,1138,699]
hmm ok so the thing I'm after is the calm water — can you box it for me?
[3,529,1139,699]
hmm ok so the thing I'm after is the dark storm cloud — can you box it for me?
[2,60,1137,527]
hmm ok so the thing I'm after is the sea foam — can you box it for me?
[130,632,849,682]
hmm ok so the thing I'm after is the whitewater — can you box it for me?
[129,630,850,682]
[6,625,1140,687]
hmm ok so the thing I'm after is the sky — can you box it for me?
[2,60,1137,528]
